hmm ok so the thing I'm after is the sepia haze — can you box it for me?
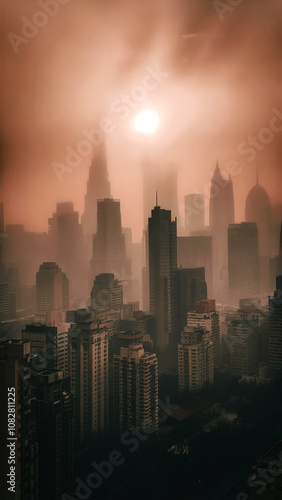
[1,0,281,242]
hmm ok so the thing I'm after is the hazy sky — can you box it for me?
[1,0,281,241]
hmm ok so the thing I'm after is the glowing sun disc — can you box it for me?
[134,109,159,135]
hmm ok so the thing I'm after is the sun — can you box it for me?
[134,109,159,135]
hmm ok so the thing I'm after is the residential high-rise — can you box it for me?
[33,370,73,500]
[178,327,214,392]
[22,323,69,376]
[177,236,213,297]
[81,142,111,237]
[227,318,259,377]
[176,268,207,335]
[209,162,235,301]
[113,343,158,434]
[149,203,177,349]
[48,202,87,298]
[36,262,69,324]
[187,299,220,369]
[0,340,39,500]
[185,194,205,234]
[91,273,123,313]
[68,310,108,441]
[269,275,282,376]
[228,223,260,305]
[90,198,132,302]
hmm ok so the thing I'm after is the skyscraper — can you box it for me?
[90,198,132,301]
[185,194,205,234]
[209,162,235,301]
[148,202,177,349]
[68,310,109,441]
[176,267,207,335]
[91,273,123,313]
[81,142,111,237]
[33,370,73,500]
[113,343,158,434]
[269,276,282,376]
[36,262,69,324]
[269,222,282,292]
[227,318,259,377]
[48,202,87,298]
[228,223,259,305]
[0,340,39,500]
[178,327,214,392]
[187,299,220,369]
[177,235,213,297]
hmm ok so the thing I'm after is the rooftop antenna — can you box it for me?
[156,190,158,207]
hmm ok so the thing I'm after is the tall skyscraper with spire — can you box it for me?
[209,162,235,302]
[81,141,111,237]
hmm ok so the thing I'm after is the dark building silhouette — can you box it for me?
[269,221,282,292]
[91,273,123,313]
[33,370,73,500]
[177,235,213,296]
[0,340,39,500]
[185,194,205,234]
[36,262,69,324]
[176,267,207,335]
[209,162,235,301]
[228,222,260,305]
[148,202,177,349]
[48,202,87,299]
[81,142,111,237]
[90,198,132,302]
[245,174,273,257]
[269,275,282,376]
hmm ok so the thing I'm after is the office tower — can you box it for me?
[33,370,73,500]
[227,318,259,377]
[0,201,4,277]
[0,283,9,322]
[120,310,156,340]
[228,223,260,305]
[22,324,69,376]
[269,276,282,376]
[113,343,158,434]
[91,273,123,313]
[178,327,214,392]
[269,221,282,292]
[177,236,213,297]
[81,142,111,237]
[209,162,235,301]
[48,202,87,298]
[68,310,108,441]
[0,340,39,500]
[36,262,69,324]
[90,198,132,301]
[245,173,273,257]
[148,202,177,349]
[143,162,178,229]
[176,268,207,335]
[185,194,205,234]
[187,299,220,369]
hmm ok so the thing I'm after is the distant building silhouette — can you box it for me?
[209,162,235,301]
[36,262,69,324]
[176,268,207,335]
[228,223,259,305]
[177,236,213,297]
[148,203,177,349]
[185,194,205,234]
[269,221,282,292]
[90,198,132,302]
[81,142,111,237]
[113,343,158,434]
[227,316,259,377]
[48,202,87,298]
